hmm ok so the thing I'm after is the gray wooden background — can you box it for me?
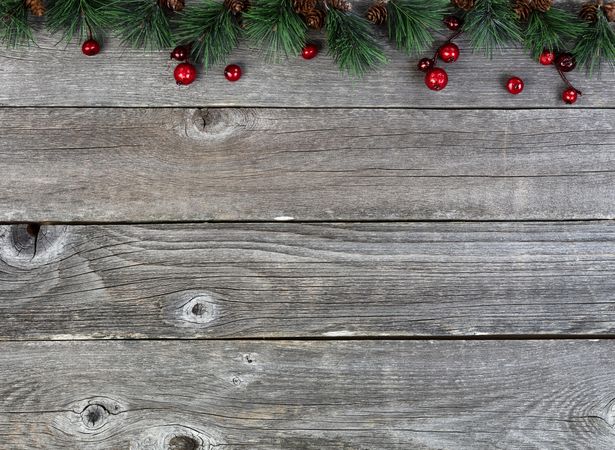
[1,1,615,448]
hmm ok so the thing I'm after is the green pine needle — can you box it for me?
[115,0,174,50]
[573,11,615,76]
[326,8,388,77]
[46,0,117,43]
[174,0,241,68]
[244,0,307,62]
[386,0,448,55]
[524,8,585,60]
[462,0,522,58]
[0,0,35,48]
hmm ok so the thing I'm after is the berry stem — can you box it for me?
[556,67,582,95]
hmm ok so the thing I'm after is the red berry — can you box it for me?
[174,62,197,85]
[506,76,524,95]
[438,42,460,63]
[81,39,100,56]
[443,16,462,31]
[424,68,448,91]
[539,49,555,65]
[562,88,578,104]
[417,58,434,72]
[301,44,318,60]
[224,64,242,82]
[171,45,190,61]
[555,53,576,72]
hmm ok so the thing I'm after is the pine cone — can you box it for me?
[365,1,387,24]
[531,0,553,13]
[452,0,474,11]
[25,0,45,16]
[327,0,352,12]
[514,0,532,19]
[304,8,325,29]
[605,2,615,21]
[224,0,249,13]
[293,0,317,14]
[159,0,185,12]
[579,1,599,21]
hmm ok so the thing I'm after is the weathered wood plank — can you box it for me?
[1,221,614,339]
[1,340,615,449]
[1,108,614,222]
[0,1,612,108]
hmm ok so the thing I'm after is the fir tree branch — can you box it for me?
[115,0,174,50]
[573,9,615,75]
[326,7,388,77]
[462,0,523,57]
[46,0,119,43]
[244,0,307,62]
[0,0,35,47]
[174,0,242,68]
[524,7,585,60]
[386,0,448,55]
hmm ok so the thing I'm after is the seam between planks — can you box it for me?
[5,335,615,342]
[1,219,613,225]
[1,105,615,111]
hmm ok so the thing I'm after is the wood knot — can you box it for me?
[131,425,214,450]
[173,293,217,326]
[81,403,109,430]
[0,224,67,267]
[184,108,257,140]
[168,436,199,450]
[53,397,125,439]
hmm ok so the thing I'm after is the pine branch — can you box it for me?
[46,0,118,43]
[0,0,35,47]
[174,0,242,68]
[386,0,448,55]
[114,0,174,50]
[524,7,585,60]
[462,0,523,57]
[573,8,615,75]
[326,7,388,77]
[244,0,307,62]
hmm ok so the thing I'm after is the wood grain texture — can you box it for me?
[1,107,614,222]
[1,221,614,339]
[0,1,612,108]
[1,340,615,449]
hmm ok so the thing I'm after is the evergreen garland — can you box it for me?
[385,0,448,55]
[325,1,387,76]
[0,0,613,81]
[46,0,115,43]
[174,0,242,67]
[523,7,585,60]
[574,2,615,74]
[244,0,307,62]
[115,0,174,50]
[0,0,34,47]
[461,0,523,57]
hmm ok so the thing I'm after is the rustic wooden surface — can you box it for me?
[1,222,615,339]
[2,340,615,450]
[1,0,615,447]
[1,107,613,221]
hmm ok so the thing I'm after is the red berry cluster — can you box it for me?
[539,49,581,104]
[170,45,197,85]
[170,44,245,85]
[417,16,462,91]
